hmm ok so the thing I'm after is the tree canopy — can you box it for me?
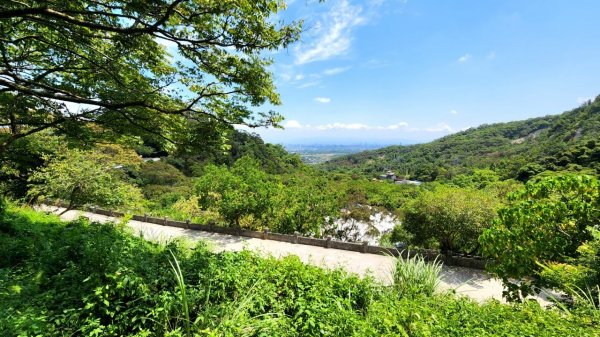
[480,174,600,300]
[0,0,301,152]
[27,146,143,213]
[402,186,500,253]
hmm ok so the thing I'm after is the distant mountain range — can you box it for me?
[320,96,600,181]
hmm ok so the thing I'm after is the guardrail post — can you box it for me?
[262,227,270,240]
[163,217,168,225]
[362,241,369,253]
[326,235,332,248]
[293,231,299,244]
[185,219,190,229]
[109,209,113,217]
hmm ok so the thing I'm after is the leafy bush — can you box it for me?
[137,160,188,186]
[195,156,277,228]
[480,174,600,301]
[381,223,414,247]
[403,186,500,253]
[27,148,144,213]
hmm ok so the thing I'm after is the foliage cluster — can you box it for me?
[1,206,598,336]
[27,146,144,213]
[402,186,500,253]
[481,174,600,301]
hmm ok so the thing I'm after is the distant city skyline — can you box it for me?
[246,0,600,144]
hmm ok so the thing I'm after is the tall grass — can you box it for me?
[168,250,191,337]
[570,284,600,310]
[393,251,443,298]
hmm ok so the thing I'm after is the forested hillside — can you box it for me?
[321,96,600,181]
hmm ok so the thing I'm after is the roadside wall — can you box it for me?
[77,205,488,270]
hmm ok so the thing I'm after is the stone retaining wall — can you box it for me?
[80,205,487,270]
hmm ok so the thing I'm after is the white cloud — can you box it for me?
[422,122,453,133]
[284,120,303,129]
[362,58,391,69]
[298,81,320,89]
[274,120,453,133]
[379,122,409,130]
[284,121,410,131]
[450,110,458,115]
[458,53,471,63]
[323,66,351,76]
[316,122,370,130]
[577,96,592,104]
[315,97,331,103]
[292,66,350,88]
[295,0,366,65]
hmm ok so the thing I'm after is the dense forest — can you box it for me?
[322,96,600,181]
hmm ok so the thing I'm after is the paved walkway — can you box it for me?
[43,206,555,304]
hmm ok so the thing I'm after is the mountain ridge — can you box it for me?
[320,96,600,181]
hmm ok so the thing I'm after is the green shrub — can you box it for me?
[481,174,600,300]
[403,186,500,253]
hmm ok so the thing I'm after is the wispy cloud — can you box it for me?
[295,0,366,65]
[450,110,458,115]
[280,121,451,133]
[298,81,320,89]
[315,122,409,130]
[363,58,390,69]
[323,66,351,76]
[297,66,351,87]
[458,53,471,63]
[315,97,332,103]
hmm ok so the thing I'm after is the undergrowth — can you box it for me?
[0,204,598,336]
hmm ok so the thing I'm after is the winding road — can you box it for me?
[43,206,555,305]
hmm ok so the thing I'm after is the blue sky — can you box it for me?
[250,0,600,145]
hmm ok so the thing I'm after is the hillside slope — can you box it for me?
[321,96,600,181]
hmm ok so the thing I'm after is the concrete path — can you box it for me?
[43,206,554,305]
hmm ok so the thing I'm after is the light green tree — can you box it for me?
[269,171,340,236]
[195,156,276,228]
[403,186,500,253]
[28,147,143,213]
